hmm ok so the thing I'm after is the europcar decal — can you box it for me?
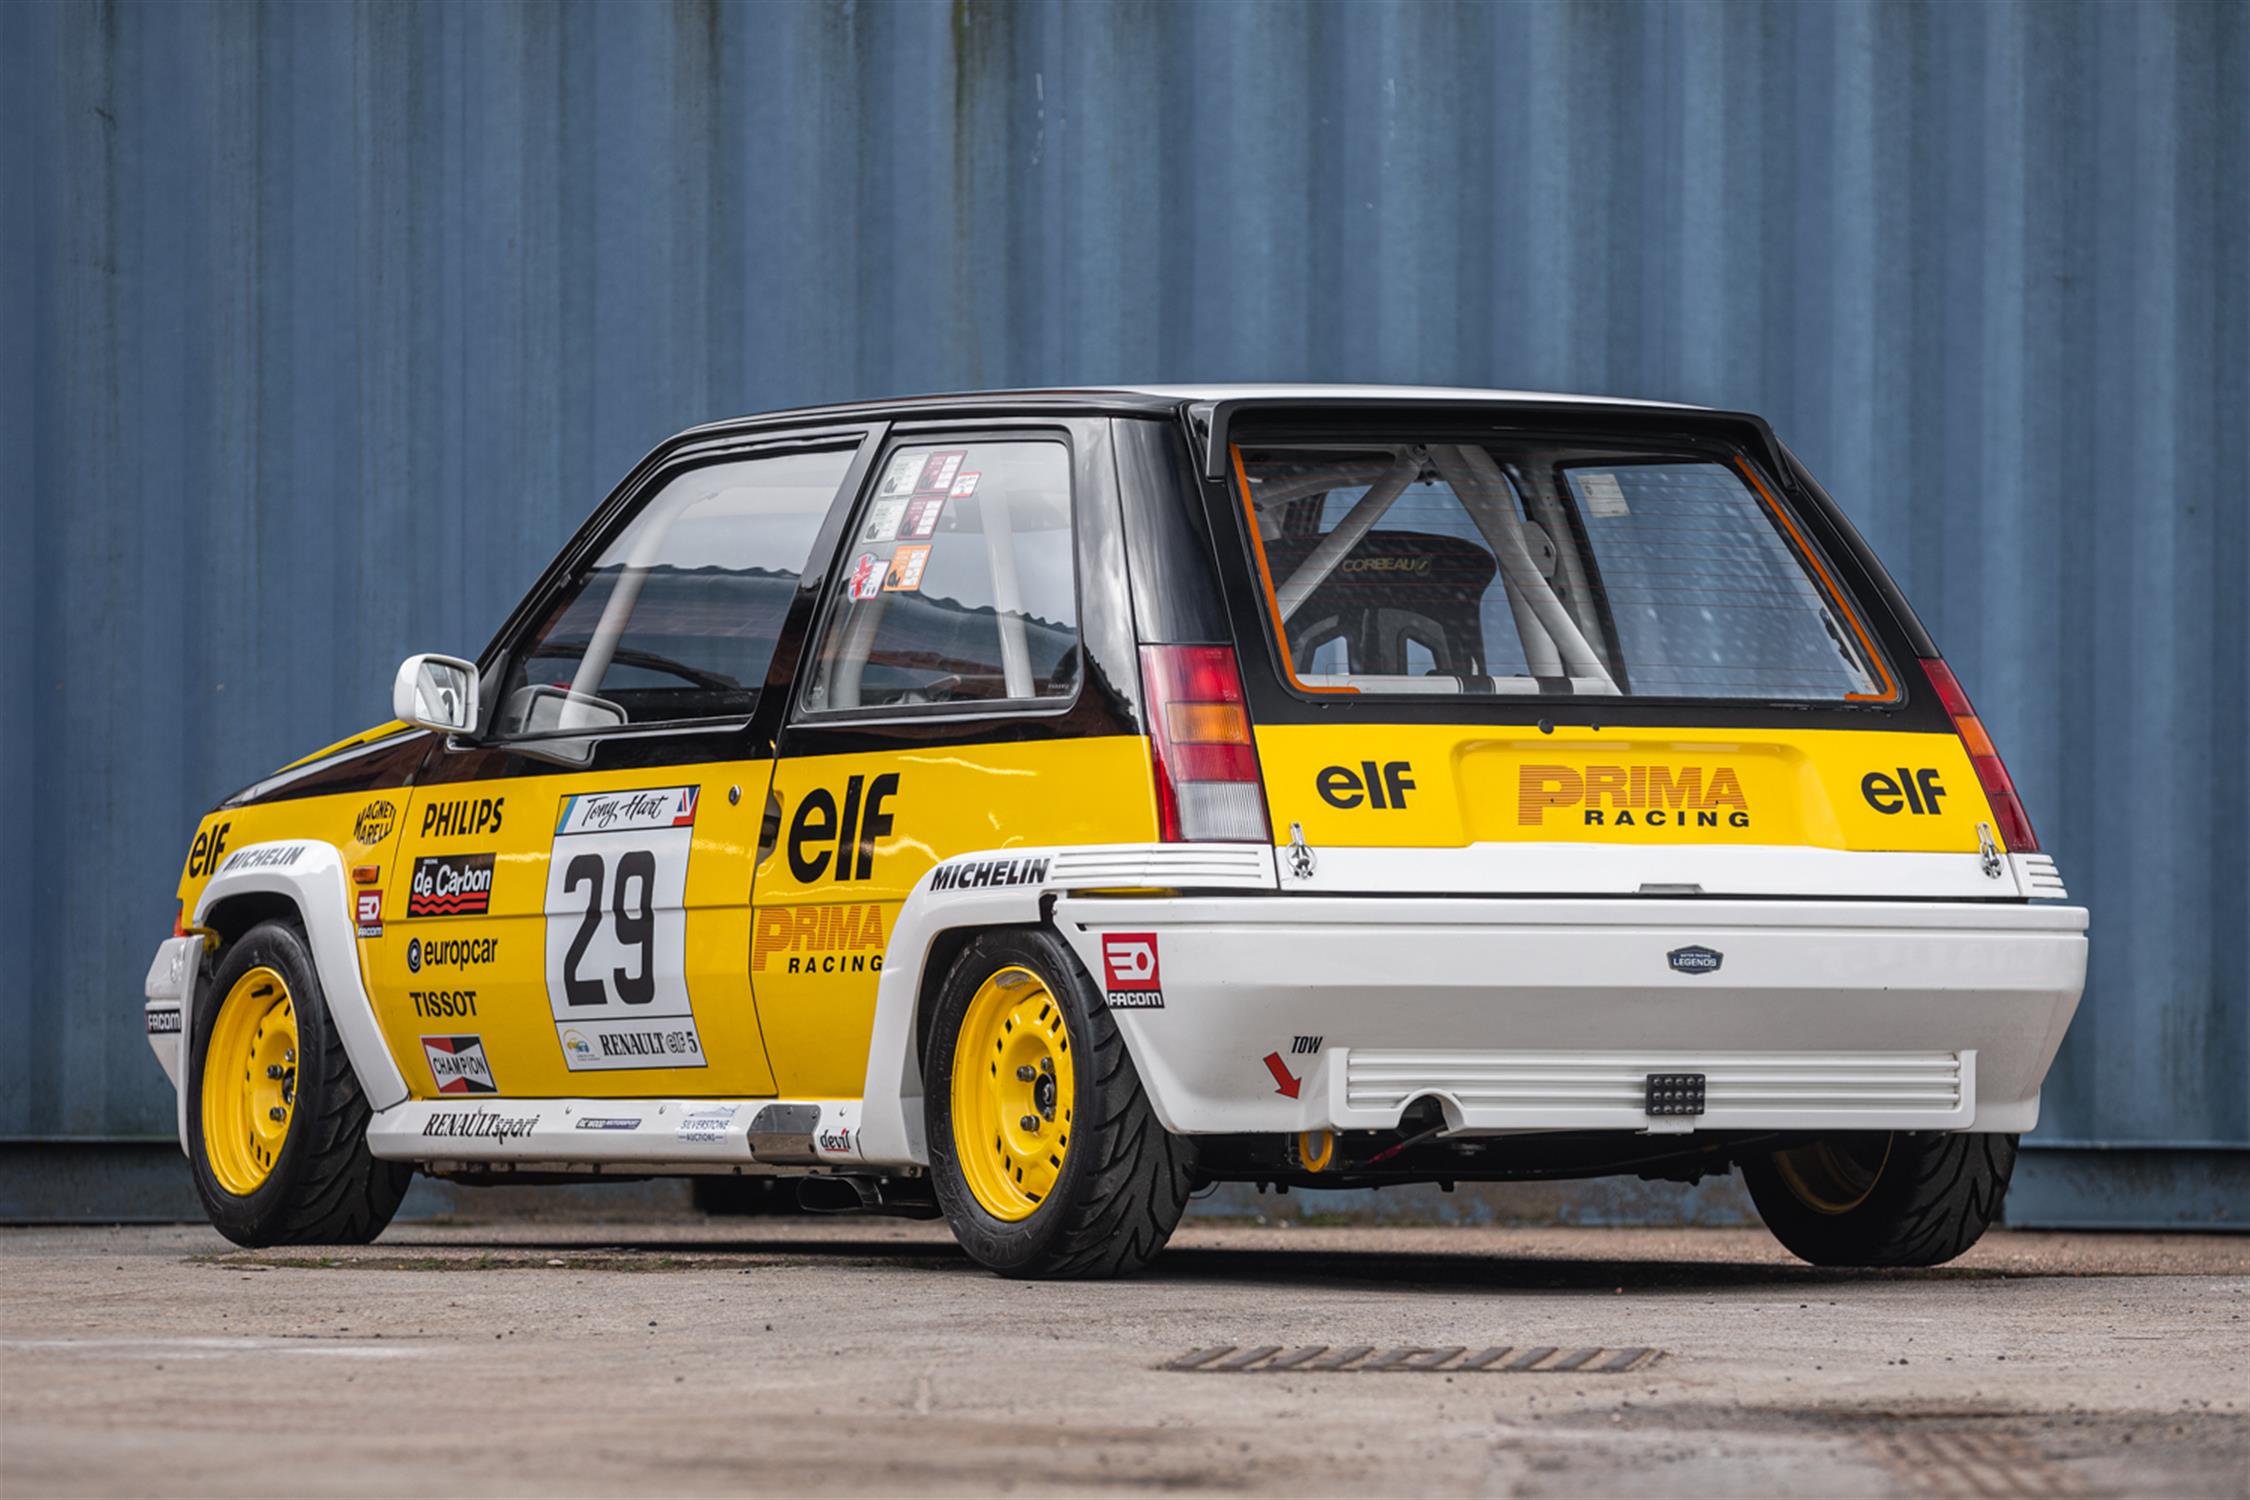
[544,786,708,1072]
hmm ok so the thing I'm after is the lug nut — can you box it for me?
[1016,1065,1037,1082]
[1019,1116,1039,1132]
[266,1065,287,1079]
[268,1107,286,1121]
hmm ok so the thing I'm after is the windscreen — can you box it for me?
[1233,437,1895,702]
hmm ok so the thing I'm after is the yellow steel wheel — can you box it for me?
[200,966,299,1197]
[950,965,1076,1222]
[1772,1135,1893,1216]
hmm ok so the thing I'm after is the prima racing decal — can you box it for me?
[422,1035,498,1094]
[1517,764,1751,830]
[754,904,887,974]
[1100,932,1164,1010]
[407,853,494,917]
[544,786,707,1072]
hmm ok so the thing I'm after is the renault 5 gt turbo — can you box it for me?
[146,386,2087,1278]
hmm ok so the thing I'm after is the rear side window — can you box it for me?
[800,439,1080,714]
[1232,438,1895,702]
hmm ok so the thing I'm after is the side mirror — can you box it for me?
[392,653,481,735]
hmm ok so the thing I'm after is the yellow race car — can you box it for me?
[145,387,2086,1276]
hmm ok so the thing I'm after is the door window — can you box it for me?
[799,440,1080,714]
[496,446,856,737]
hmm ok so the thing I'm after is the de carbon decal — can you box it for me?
[1518,764,1751,830]
[407,852,495,918]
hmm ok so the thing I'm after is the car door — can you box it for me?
[361,427,883,1100]
[752,419,1154,1098]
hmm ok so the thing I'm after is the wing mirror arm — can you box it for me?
[392,653,482,737]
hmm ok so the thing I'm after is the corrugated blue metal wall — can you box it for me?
[4,0,2244,1217]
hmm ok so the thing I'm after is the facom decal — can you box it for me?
[421,1035,499,1095]
[420,796,505,840]
[355,889,384,938]
[354,798,398,845]
[1862,768,1949,816]
[420,1108,535,1141]
[928,855,1049,892]
[1517,764,1751,830]
[786,774,899,884]
[221,844,302,873]
[145,1007,183,1036]
[1101,932,1164,1010]
[407,852,495,918]
[410,988,479,1020]
[1667,945,1724,976]
[1315,760,1416,810]
[753,903,888,974]
[186,822,231,878]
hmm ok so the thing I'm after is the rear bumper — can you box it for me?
[1050,896,2087,1139]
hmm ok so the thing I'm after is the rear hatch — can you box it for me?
[1202,403,2029,900]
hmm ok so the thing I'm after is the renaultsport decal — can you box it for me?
[420,1109,535,1141]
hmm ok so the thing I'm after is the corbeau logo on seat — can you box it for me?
[407,853,495,917]
[753,903,888,974]
[1101,933,1164,1009]
[1518,764,1751,829]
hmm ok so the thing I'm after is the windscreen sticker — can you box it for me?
[900,494,946,540]
[544,786,708,1071]
[948,470,980,498]
[877,451,926,498]
[1577,471,1631,517]
[846,552,889,601]
[860,499,906,543]
[915,450,966,493]
[884,543,932,593]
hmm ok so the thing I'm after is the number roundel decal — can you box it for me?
[544,787,707,1071]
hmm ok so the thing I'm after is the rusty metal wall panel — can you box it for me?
[3,1,2244,1213]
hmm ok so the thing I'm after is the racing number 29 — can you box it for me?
[560,849,654,1006]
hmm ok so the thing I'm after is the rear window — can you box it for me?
[1232,437,1896,702]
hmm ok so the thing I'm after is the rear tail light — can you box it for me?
[1919,658,2039,852]
[1140,645,1272,844]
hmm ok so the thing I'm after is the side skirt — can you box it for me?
[366,1094,866,1171]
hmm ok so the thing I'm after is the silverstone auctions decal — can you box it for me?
[544,786,708,1072]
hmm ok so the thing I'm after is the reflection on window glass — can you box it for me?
[497,448,851,734]
[803,441,1079,712]
[1237,441,1885,701]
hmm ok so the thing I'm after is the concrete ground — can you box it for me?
[1,1218,2243,1498]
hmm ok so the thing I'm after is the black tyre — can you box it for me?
[925,927,1195,1278]
[1742,1131,2016,1268]
[187,918,412,1247]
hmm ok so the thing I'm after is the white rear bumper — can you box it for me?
[1051,896,2086,1138]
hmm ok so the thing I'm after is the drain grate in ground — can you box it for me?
[1162,1345,1661,1374]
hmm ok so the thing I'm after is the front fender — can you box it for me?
[186,840,409,1151]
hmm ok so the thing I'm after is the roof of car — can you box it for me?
[682,384,1701,440]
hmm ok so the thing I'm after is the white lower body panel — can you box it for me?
[1051,896,2086,1138]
